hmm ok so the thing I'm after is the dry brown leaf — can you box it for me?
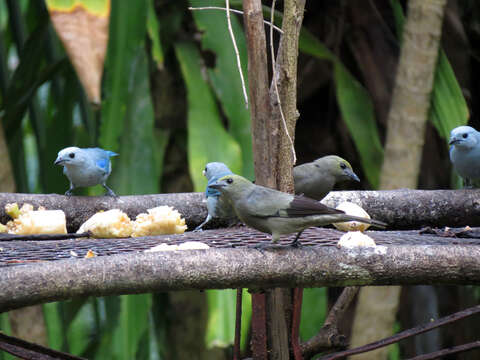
[48,2,110,104]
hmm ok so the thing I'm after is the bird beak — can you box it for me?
[209,180,226,190]
[54,157,63,165]
[344,168,360,182]
[448,138,459,146]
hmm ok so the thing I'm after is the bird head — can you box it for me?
[54,147,85,167]
[314,155,360,183]
[449,126,479,149]
[209,174,252,201]
[203,162,233,181]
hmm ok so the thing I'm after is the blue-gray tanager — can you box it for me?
[449,126,480,188]
[293,155,360,200]
[211,174,386,246]
[195,162,237,231]
[54,147,118,196]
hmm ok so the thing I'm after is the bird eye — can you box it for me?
[226,178,233,184]
[69,153,75,159]
[463,133,468,139]
[340,163,347,169]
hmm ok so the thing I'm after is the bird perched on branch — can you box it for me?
[293,155,360,200]
[449,126,480,188]
[54,147,118,196]
[210,174,386,246]
[195,162,237,231]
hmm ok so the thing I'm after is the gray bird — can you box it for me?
[449,126,480,188]
[211,174,386,246]
[54,147,118,196]
[195,162,237,231]
[293,155,360,200]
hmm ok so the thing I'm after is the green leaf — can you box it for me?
[65,299,97,356]
[300,288,327,341]
[119,295,152,360]
[175,41,242,191]
[43,302,64,350]
[334,64,384,188]
[43,65,80,194]
[0,313,14,360]
[108,50,159,195]
[147,0,164,70]
[430,52,469,140]
[100,0,159,195]
[206,290,236,347]
[100,0,148,152]
[205,289,251,350]
[189,0,253,179]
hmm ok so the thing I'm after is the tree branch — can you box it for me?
[301,287,359,358]
[1,189,480,232]
[269,0,305,192]
[407,340,480,360]
[242,0,275,188]
[319,304,480,360]
[2,242,480,313]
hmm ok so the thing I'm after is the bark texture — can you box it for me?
[1,244,480,313]
[269,0,306,192]
[242,0,275,189]
[1,189,480,232]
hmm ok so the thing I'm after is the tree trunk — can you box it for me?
[351,0,448,359]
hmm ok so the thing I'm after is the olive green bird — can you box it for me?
[293,155,360,200]
[210,174,386,246]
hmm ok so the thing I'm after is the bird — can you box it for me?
[293,155,360,200]
[449,126,480,188]
[210,174,386,246]
[54,147,118,196]
[195,162,237,231]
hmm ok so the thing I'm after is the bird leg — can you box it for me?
[290,230,304,247]
[64,183,75,196]
[464,178,473,189]
[103,184,117,197]
[194,215,211,232]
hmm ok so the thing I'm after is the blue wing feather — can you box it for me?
[96,158,109,172]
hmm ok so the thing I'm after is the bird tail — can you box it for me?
[341,215,387,229]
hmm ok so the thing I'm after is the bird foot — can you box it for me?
[64,190,73,196]
[104,186,118,197]
[289,240,302,248]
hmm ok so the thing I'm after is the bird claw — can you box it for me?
[64,190,73,196]
[289,240,302,248]
[104,185,118,197]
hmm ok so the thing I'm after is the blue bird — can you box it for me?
[54,147,118,196]
[195,162,236,231]
[449,126,480,188]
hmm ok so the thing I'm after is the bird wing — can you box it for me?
[242,186,343,218]
[284,195,344,217]
[96,158,110,173]
[85,148,112,173]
